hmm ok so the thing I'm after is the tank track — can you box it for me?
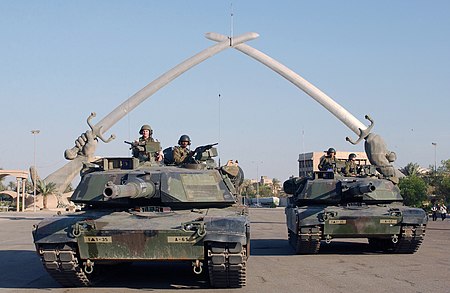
[368,224,426,254]
[288,225,322,254]
[36,243,94,287]
[206,242,247,288]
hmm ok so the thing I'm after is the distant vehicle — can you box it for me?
[284,168,427,254]
[249,197,280,207]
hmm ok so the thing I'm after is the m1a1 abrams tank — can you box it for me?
[32,145,249,288]
[284,166,427,254]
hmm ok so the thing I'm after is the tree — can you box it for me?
[7,181,16,191]
[0,169,5,191]
[398,175,427,207]
[36,180,57,209]
[240,179,256,197]
[272,178,281,195]
[400,163,422,177]
[258,184,272,197]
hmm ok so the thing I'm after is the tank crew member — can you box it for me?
[173,134,194,165]
[343,153,358,176]
[132,124,163,162]
[318,147,337,172]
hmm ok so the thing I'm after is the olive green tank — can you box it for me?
[32,146,249,288]
[284,166,427,254]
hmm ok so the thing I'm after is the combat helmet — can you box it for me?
[140,124,153,135]
[327,147,336,155]
[178,134,191,145]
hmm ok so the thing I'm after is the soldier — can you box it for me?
[173,134,194,165]
[132,124,163,162]
[318,147,337,172]
[343,153,358,176]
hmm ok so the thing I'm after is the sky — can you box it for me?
[1,1,450,185]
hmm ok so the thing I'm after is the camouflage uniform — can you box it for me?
[173,146,192,165]
[318,156,337,172]
[132,137,161,162]
[343,160,358,176]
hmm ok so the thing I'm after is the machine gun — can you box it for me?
[193,143,218,155]
[124,140,162,163]
[189,143,218,161]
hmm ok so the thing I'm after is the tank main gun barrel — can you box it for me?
[344,182,376,198]
[103,179,156,200]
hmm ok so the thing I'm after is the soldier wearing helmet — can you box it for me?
[131,124,163,162]
[343,153,358,176]
[318,147,337,172]
[173,135,194,165]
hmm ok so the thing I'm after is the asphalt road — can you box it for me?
[0,208,449,293]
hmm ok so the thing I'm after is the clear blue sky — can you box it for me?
[1,1,449,183]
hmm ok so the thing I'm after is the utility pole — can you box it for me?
[31,130,40,212]
[432,142,437,174]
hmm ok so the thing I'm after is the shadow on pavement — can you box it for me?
[250,239,292,256]
[0,250,210,289]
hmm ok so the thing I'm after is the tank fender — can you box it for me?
[32,215,82,244]
[399,207,428,225]
[296,207,323,227]
[203,216,249,245]
[285,207,297,231]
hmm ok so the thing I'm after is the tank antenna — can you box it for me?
[218,93,221,166]
[230,3,234,46]
[302,129,306,177]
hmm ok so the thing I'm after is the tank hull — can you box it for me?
[285,203,427,254]
[33,206,249,287]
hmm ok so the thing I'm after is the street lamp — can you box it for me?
[31,130,40,212]
[252,161,263,206]
[432,142,437,173]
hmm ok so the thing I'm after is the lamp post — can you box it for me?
[252,161,263,206]
[31,130,40,212]
[432,142,437,174]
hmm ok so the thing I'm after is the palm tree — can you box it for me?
[400,163,422,177]
[7,181,16,191]
[272,178,281,196]
[36,180,57,209]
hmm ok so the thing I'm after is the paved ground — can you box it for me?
[0,208,449,293]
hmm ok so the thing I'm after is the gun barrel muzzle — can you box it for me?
[103,179,155,200]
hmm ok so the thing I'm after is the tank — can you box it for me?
[284,165,427,254]
[32,145,249,288]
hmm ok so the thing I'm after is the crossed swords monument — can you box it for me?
[39,32,400,195]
